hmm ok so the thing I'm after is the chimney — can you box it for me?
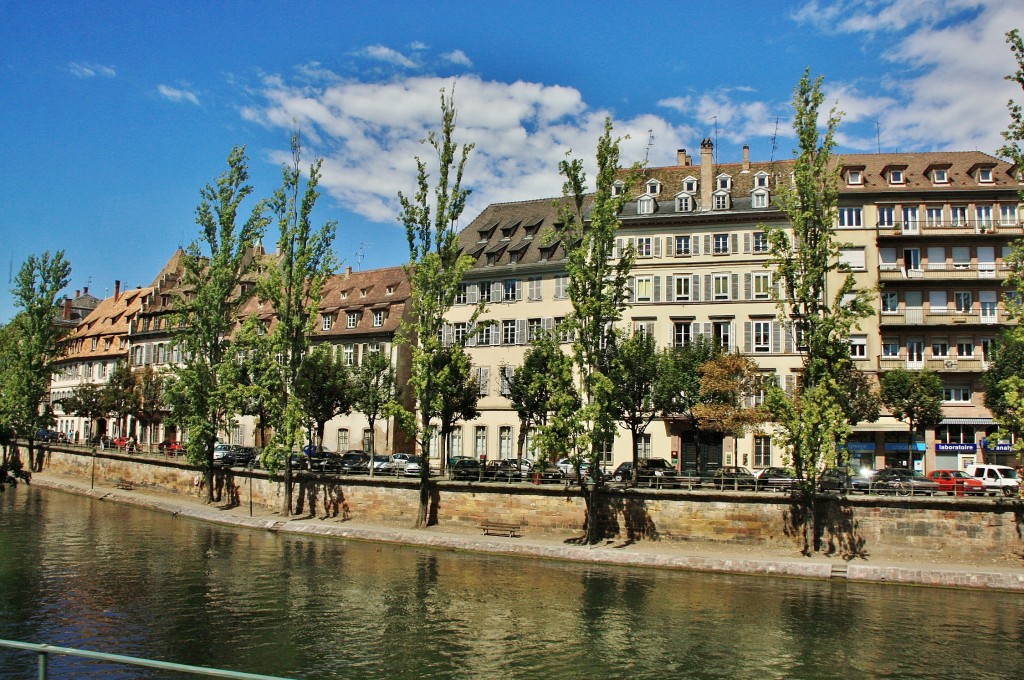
[676,149,692,166]
[700,138,714,210]
[345,265,352,277]
[83,286,89,296]
[114,280,121,301]
[63,297,72,321]
[742,145,750,172]
[75,289,80,298]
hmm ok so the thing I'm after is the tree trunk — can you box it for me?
[416,414,431,528]
[631,428,640,486]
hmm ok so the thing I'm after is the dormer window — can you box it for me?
[716,174,732,191]
[386,285,395,295]
[753,171,769,188]
[646,180,661,195]
[612,181,624,197]
[676,194,693,212]
[713,192,730,210]
[509,251,520,264]
[932,168,949,184]
[751,191,769,209]
[637,196,656,215]
[978,167,994,183]
[682,176,698,193]
[888,169,905,185]
[846,169,863,186]
[321,314,333,331]
[360,288,367,297]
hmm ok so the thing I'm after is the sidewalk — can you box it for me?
[27,470,1024,592]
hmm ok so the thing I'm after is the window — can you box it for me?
[674,276,691,301]
[499,366,515,396]
[753,321,771,353]
[881,292,899,313]
[754,172,769,188]
[479,281,492,303]
[646,180,661,195]
[713,194,729,210]
[503,279,520,302]
[612,181,624,197]
[373,310,384,327]
[978,167,994,183]
[943,386,972,403]
[936,424,975,444]
[1000,204,1018,226]
[676,195,693,212]
[713,274,730,300]
[752,191,769,209]
[878,206,895,227]
[976,205,993,228]
[713,234,729,254]
[712,321,732,349]
[475,366,490,397]
[634,320,655,338]
[954,292,972,313]
[956,340,974,358]
[952,247,971,269]
[902,206,918,229]
[635,237,653,257]
[931,339,949,358]
[932,168,949,184]
[455,284,468,305]
[366,342,382,356]
[476,324,493,345]
[754,436,772,467]
[675,235,692,256]
[474,426,487,459]
[673,321,692,347]
[717,175,732,191]
[850,335,867,359]
[637,196,655,215]
[502,320,517,345]
[752,273,771,300]
[553,275,568,299]
[751,375,773,407]
[882,339,900,357]
[527,318,542,342]
[337,429,349,451]
[347,312,358,329]
[838,208,862,227]
[752,232,769,253]
[634,276,653,302]
[499,426,513,458]
[838,248,866,271]
[926,207,944,227]
[950,205,968,226]
[527,277,542,301]
[846,170,863,185]
[450,322,467,345]
[683,178,697,193]
[91,338,98,351]
[889,169,904,184]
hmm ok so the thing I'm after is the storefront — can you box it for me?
[883,437,926,471]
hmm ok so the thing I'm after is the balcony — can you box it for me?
[878,264,1008,281]
[878,309,1009,326]
[877,219,1023,237]
[878,356,986,373]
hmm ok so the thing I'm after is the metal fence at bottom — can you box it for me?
[0,639,293,680]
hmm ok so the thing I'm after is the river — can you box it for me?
[1,486,1023,679]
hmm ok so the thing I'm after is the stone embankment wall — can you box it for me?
[34,446,1024,562]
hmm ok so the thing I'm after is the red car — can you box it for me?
[159,440,184,455]
[926,469,987,496]
[112,436,129,449]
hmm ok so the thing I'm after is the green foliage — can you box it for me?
[765,379,850,486]
[352,349,399,463]
[880,368,944,456]
[57,383,108,441]
[396,86,480,524]
[506,330,576,463]
[168,146,268,500]
[609,330,660,483]
[295,346,353,449]
[428,344,478,466]
[223,317,284,456]
[983,329,1024,420]
[105,360,139,436]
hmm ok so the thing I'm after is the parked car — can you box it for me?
[709,466,758,491]
[612,459,682,488]
[754,467,799,492]
[213,443,234,465]
[558,458,607,482]
[966,464,1020,496]
[926,469,987,496]
[390,453,414,474]
[369,455,394,474]
[338,451,370,474]
[403,456,424,477]
[449,458,484,481]
[870,468,941,496]
[310,451,344,473]
[817,467,875,494]
[158,440,184,455]
[35,429,59,443]
[531,462,565,484]
[113,436,130,450]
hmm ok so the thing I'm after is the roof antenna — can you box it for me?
[875,121,882,154]
[711,116,719,164]
[644,130,654,165]
[769,117,780,164]
[355,243,370,271]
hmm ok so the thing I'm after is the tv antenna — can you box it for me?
[355,243,371,271]
[644,130,654,165]
[875,121,882,153]
[769,117,780,164]
[711,116,719,164]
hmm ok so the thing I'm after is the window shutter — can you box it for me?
[785,374,795,397]
[490,325,500,346]
[629,276,637,303]
[703,322,712,338]
[542,317,554,331]
[691,321,701,339]
[615,239,622,258]
[666,276,674,301]
[785,323,794,353]
[666,236,674,256]
[744,233,751,253]
[704,234,712,253]
[516,280,523,301]
[692,238,699,256]
[442,324,453,346]
[478,367,490,396]
[466,324,477,347]
[653,276,661,302]
[653,238,662,258]
[744,273,752,300]
[731,234,739,254]
[692,275,700,302]
[772,322,781,353]
[468,283,479,304]
[744,321,753,353]
[731,273,739,300]
[143,344,152,365]
[516,319,527,344]
[491,282,502,301]
[627,237,635,253]
[704,274,712,299]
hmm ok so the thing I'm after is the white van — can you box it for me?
[966,464,1020,496]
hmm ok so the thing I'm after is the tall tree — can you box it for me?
[550,118,639,543]
[762,71,874,484]
[260,132,337,514]
[429,345,478,472]
[397,87,479,527]
[880,368,944,464]
[58,383,109,445]
[352,348,399,476]
[167,146,268,503]
[105,360,139,440]
[223,317,284,450]
[691,351,764,451]
[505,331,574,465]
[133,365,164,450]
[0,251,71,482]
[295,346,354,454]
[653,336,721,473]
[610,330,661,486]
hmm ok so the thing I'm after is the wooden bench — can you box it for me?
[479,520,524,538]
[115,479,134,491]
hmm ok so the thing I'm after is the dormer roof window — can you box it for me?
[928,166,951,185]
[751,190,770,209]
[500,221,520,240]
[885,167,906,185]
[646,179,661,196]
[612,180,624,197]
[845,168,864,186]
[712,191,730,210]
[977,166,994,183]
[753,171,770,188]
[637,196,656,215]
[523,219,542,237]
[675,193,693,212]
[477,220,499,242]
[682,176,698,193]
[716,174,732,191]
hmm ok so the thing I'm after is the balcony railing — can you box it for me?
[878,309,1008,325]
[878,357,986,373]
[877,219,1023,236]
[878,265,1007,281]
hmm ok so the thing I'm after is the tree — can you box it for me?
[505,331,574,465]
[58,383,109,445]
[1,251,71,481]
[429,345,478,473]
[609,330,661,486]
[259,133,337,514]
[691,351,764,447]
[397,87,480,527]
[167,146,268,503]
[352,349,399,476]
[105,360,139,440]
[762,71,875,484]
[880,368,944,464]
[653,335,721,473]
[550,118,639,543]
[295,346,354,455]
[133,365,164,449]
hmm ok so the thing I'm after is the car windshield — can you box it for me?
[949,471,970,479]
[1003,469,1019,479]
[644,459,671,469]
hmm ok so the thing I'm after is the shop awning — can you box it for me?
[851,420,907,432]
[939,418,994,426]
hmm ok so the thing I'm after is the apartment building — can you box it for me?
[448,141,1021,473]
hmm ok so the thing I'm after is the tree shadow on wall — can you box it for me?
[605,495,660,546]
[565,489,622,545]
[784,492,867,560]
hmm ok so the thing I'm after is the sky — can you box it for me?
[3,0,1024,322]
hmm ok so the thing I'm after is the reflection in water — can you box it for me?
[1,486,1023,679]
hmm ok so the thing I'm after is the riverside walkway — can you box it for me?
[26,470,1024,592]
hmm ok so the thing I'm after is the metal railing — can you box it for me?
[0,639,292,679]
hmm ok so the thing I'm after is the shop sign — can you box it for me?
[935,443,976,453]
[842,442,876,452]
[884,442,926,452]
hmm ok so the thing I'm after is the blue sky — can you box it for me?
[3,0,1024,322]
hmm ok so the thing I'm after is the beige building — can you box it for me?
[446,142,1021,474]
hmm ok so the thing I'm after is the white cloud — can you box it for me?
[409,41,429,51]
[358,45,417,68]
[158,84,200,106]
[68,62,116,79]
[443,49,473,67]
